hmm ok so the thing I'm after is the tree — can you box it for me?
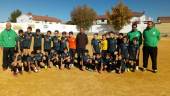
[71,5,97,30]
[106,0,132,31]
[9,9,22,22]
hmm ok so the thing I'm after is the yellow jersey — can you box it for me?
[101,39,108,51]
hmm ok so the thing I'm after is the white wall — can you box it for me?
[0,22,148,34]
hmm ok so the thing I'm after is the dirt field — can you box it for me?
[0,38,170,96]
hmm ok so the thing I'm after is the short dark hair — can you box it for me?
[69,31,73,35]
[18,29,24,34]
[119,33,124,36]
[132,23,137,28]
[36,29,41,33]
[27,26,32,30]
[55,30,59,33]
[47,30,51,34]
[123,35,128,39]
[109,31,115,34]
[62,31,66,35]
[133,37,138,41]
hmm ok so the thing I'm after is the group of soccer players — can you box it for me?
[11,23,142,75]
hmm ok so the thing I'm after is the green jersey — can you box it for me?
[143,27,160,47]
[0,29,17,48]
[127,29,142,46]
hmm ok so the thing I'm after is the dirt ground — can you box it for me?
[0,38,170,96]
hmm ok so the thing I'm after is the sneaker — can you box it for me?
[35,69,38,73]
[142,68,146,72]
[16,69,19,74]
[44,66,48,69]
[153,70,158,73]
[56,65,59,68]
[126,68,130,72]
[136,66,139,71]
[70,64,74,68]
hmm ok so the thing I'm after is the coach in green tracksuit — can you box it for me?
[142,21,160,73]
[0,22,17,70]
[127,23,142,70]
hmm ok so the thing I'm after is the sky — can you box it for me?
[0,0,170,22]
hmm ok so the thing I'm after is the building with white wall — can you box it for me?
[17,13,61,24]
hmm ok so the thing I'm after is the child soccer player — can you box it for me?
[117,33,124,48]
[52,30,61,54]
[107,32,118,63]
[61,48,71,69]
[47,49,56,68]
[41,52,48,69]
[33,29,42,53]
[16,29,24,53]
[80,50,92,71]
[128,37,139,72]
[93,53,104,73]
[44,31,52,54]
[51,52,60,68]
[23,26,33,55]
[91,33,101,54]
[118,36,129,73]
[103,53,114,72]
[34,50,44,70]
[25,52,36,72]
[60,32,68,53]
[101,34,108,58]
[68,31,76,67]
[12,52,23,76]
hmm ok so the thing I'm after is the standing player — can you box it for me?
[127,23,142,71]
[33,29,42,53]
[44,31,52,54]
[91,33,101,54]
[68,31,76,66]
[23,26,33,55]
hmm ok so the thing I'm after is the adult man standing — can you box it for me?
[143,21,160,73]
[127,23,142,71]
[76,28,88,70]
[0,22,17,70]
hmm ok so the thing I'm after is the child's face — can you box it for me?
[36,32,40,35]
[55,32,59,36]
[123,38,127,43]
[102,36,106,40]
[64,50,68,53]
[62,34,66,37]
[94,34,98,39]
[106,55,110,59]
[47,32,51,36]
[27,28,32,33]
[110,33,114,38]
[96,54,101,59]
[119,35,123,38]
[37,50,40,53]
[19,33,23,36]
[45,52,48,56]
[106,34,110,38]
[133,40,137,45]
[69,33,73,37]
